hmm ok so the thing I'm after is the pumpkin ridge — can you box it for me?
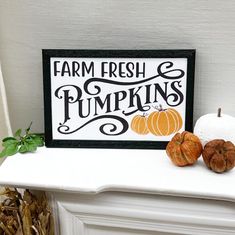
[181,149,193,164]
[151,112,159,135]
[154,112,160,135]
[169,109,180,132]
[131,116,137,131]
[167,109,176,133]
[180,142,199,164]
[144,118,148,134]
[172,108,183,132]
[167,109,177,134]
[186,133,202,145]
[225,150,235,171]
[161,111,171,136]
[141,117,145,133]
[180,147,189,164]
[171,109,180,132]
[177,109,183,131]
[182,141,201,164]
[146,113,152,134]
[135,116,139,131]
[156,112,164,136]
[137,116,141,134]
[165,111,170,135]
[171,148,181,166]
[148,113,154,135]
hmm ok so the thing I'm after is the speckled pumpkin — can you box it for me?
[147,108,183,136]
[131,114,149,135]
[202,139,235,173]
[166,131,203,166]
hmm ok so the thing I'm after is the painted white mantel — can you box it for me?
[0,147,235,234]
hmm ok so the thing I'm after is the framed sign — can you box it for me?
[43,49,195,149]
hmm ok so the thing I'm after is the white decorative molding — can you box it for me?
[1,147,235,204]
[57,201,86,235]
[53,192,235,235]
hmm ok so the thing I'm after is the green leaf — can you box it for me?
[14,128,22,137]
[19,144,28,153]
[22,139,37,152]
[25,142,37,152]
[30,135,44,147]
[2,137,17,142]
[28,144,37,152]
[24,136,34,144]
[2,139,18,147]
[5,143,19,156]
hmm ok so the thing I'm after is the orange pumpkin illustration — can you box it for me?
[131,114,149,135]
[147,106,183,136]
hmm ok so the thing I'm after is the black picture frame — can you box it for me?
[43,49,195,149]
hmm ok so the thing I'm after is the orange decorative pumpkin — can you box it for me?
[131,114,149,135]
[166,131,203,166]
[147,107,183,136]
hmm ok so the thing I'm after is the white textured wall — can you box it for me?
[0,1,235,133]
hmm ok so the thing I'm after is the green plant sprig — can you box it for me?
[0,122,44,158]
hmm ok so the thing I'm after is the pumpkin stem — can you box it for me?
[217,108,222,117]
[152,104,165,111]
[142,112,148,117]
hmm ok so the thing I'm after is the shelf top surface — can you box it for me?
[0,147,235,201]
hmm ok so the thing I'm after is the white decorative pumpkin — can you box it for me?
[194,108,235,146]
